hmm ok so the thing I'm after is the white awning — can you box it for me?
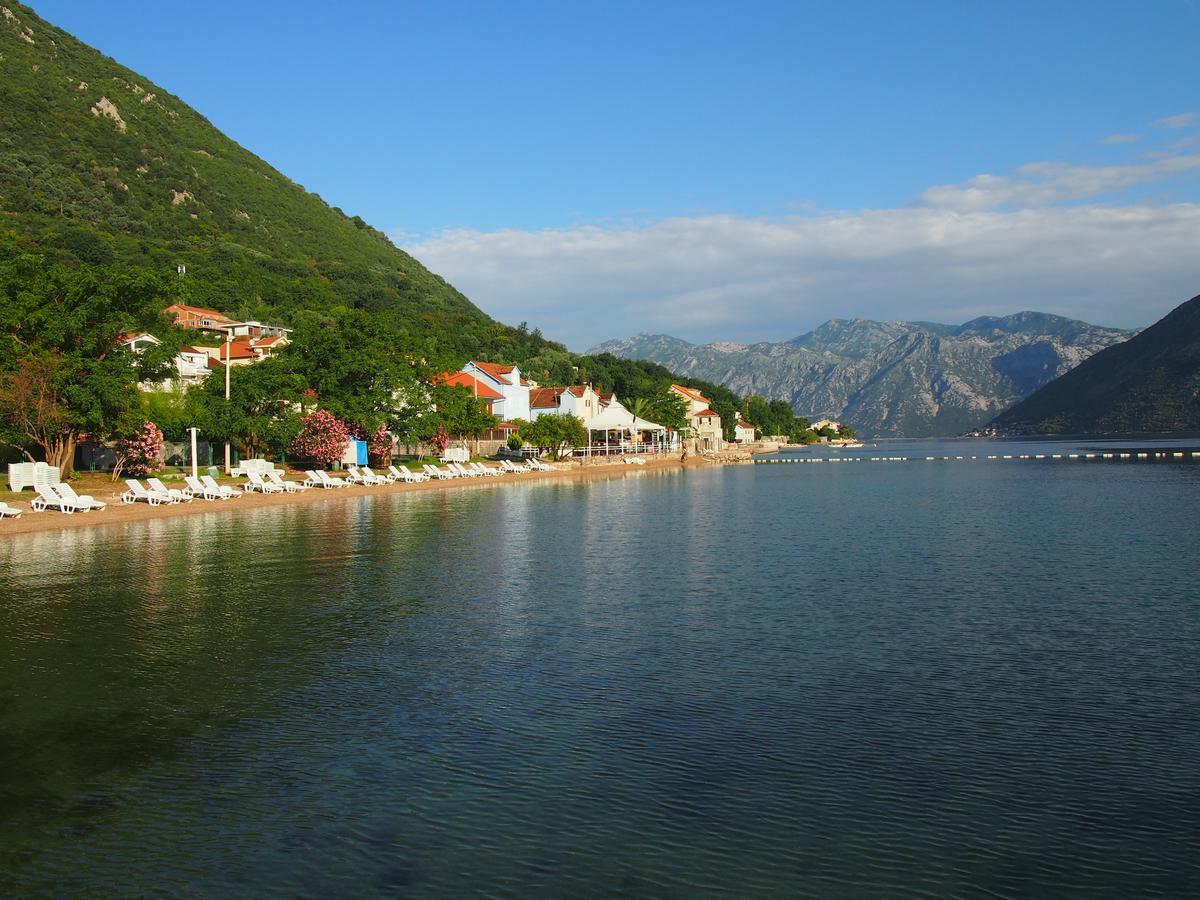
[586,401,666,433]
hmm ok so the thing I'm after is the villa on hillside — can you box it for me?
[529,384,603,424]
[202,335,291,370]
[165,304,292,341]
[119,332,211,391]
[461,361,533,421]
[670,384,724,452]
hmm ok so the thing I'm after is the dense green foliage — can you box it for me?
[992,293,1200,434]
[515,414,588,460]
[0,2,558,363]
[0,254,173,471]
[741,397,814,442]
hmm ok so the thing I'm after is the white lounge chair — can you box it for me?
[315,470,350,488]
[184,475,222,500]
[0,501,22,518]
[499,460,527,474]
[388,465,419,483]
[244,472,284,493]
[424,464,456,480]
[122,479,168,506]
[362,466,393,484]
[55,482,107,510]
[32,484,79,513]
[267,470,309,492]
[350,466,387,485]
[450,462,479,478]
[201,475,242,499]
[148,477,192,503]
[528,458,552,471]
[471,462,502,476]
[343,466,368,485]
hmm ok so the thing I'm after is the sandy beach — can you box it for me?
[0,456,735,538]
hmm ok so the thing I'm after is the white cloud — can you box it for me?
[917,154,1200,211]
[1156,111,1197,129]
[1101,133,1141,144]
[404,204,1200,349]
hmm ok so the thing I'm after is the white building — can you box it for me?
[529,384,602,424]
[462,361,532,421]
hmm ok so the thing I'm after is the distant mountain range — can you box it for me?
[991,293,1200,434]
[589,313,1132,437]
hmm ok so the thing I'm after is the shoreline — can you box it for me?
[0,456,735,538]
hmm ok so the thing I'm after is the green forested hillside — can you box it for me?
[0,1,551,364]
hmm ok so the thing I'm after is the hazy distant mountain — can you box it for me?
[589,313,1132,437]
[991,294,1200,434]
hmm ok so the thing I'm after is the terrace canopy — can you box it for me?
[585,402,671,452]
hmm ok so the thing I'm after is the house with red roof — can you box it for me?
[670,383,724,451]
[461,360,532,420]
[529,383,602,424]
[435,371,505,416]
[734,418,756,443]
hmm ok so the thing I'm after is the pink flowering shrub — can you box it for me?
[368,424,392,463]
[115,421,164,478]
[289,410,350,468]
[431,425,449,455]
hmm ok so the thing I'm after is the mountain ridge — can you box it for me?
[589,313,1132,437]
[990,293,1200,434]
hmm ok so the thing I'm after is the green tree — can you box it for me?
[423,382,497,442]
[0,256,172,474]
[520,413,586,460]
[193,357,304,459]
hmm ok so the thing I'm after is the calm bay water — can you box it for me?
[2,439,1198,897]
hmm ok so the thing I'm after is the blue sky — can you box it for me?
[32,1,1200,348]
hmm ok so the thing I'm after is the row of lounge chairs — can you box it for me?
[4,458,560,518]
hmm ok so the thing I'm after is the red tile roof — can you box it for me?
[530,387,564,408]
[737,419,754,429]
[694,408,720,419]
[436,371,504,400]
[672,383,710,404]
[471,361,516,385]
[567,385,590,398]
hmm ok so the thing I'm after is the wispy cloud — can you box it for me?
[400,116,1200,349]
[1101,133,1141,145]
[917,154,1200,211]
[404,205,1200,349]
[1156,111,1197,129]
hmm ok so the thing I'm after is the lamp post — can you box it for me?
[224,330,232,474]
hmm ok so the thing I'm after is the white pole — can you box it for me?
[224,331,232,474]
[189,427,198,479]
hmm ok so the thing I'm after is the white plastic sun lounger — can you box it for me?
[315,470,350,488]
[201,475,242,499]
[267,470,309,492]
[122,479,168,506]
[32,483,80,513]
[184,475,222,500]
[424,464,456,480]
[389,465,429,483]
[244,472,284,493]
[450,463,479,478]
[362,466,393,484]
[55,482,107,510]
[148,477,192,503]
[470,462,502,476]
[0,501,22,518]
[499,460,527,473]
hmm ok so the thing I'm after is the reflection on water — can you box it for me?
[1,447,1198,896]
